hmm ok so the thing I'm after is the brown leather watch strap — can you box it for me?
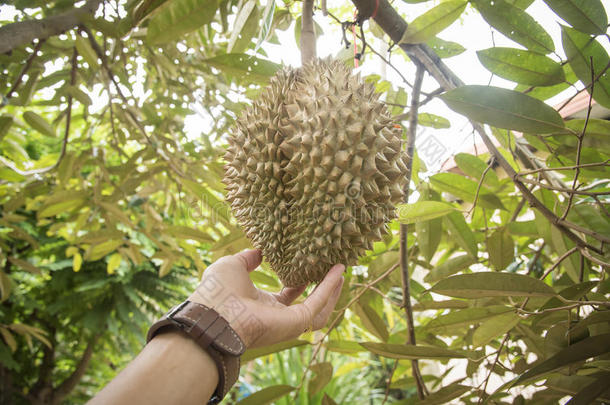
[146,301,245,404]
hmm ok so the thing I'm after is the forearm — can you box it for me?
[89,332,218,405]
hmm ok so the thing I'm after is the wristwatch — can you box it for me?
[146,300,246,404]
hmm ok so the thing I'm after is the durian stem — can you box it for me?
[399,63,427,400]
[301,0,317,64]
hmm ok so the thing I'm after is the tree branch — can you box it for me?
[351,0,602,256]
[52,334,101,405]
[1,39,44,108]
[399,63,427,400]
[0,48,76,176]
[0,0,104,55]
[301,0,317,64]
[561,58,595,220]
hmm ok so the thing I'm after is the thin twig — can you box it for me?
[352,283,402,306]
[0,48,77,176]
[561,59,594,220]
[468,157,495,217]
[540,247,578,280]
[517,177,610,196]
[80,26,183,176]
[517,160,610,175]
[2,39,44,108]
[579,248,609,269]
[478,333,509,404]
[526,242,546,275]
[293,262,400,399]
[556,60,610,113]
[400,63,427,400]
[324,10,415,89]
[556,218,610,244]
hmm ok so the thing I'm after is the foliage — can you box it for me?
[0,0,609,404]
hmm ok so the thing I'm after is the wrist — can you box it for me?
[147,300,246,403]
[187,290,257,348]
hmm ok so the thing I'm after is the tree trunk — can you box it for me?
[0,0,103,55]
[51,334,100,405]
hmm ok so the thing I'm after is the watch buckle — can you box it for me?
[166,301,190,331]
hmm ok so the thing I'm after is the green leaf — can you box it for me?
[418,112,451,128]
[562,26,610,109]
[253,0,275,53]
[180,179,231,228]
[454,153,499,188]
[22,111,55,137]
[325,340,367,354]
[361,342,469,359]
[472,311,520,347]
[400,0,468,44]
[477,47,565,86]
[229,1,260,53]
[543,0,608,35]
[242,340,308,362]
[106,253,122,274]
[0,327,16,353]
[204,53,281,85]
[429,172,505,209]
[146,0,219,45]
[416,216,442,262]
[236,385,295,405]
[7,257,42,275]
[487,227,514,270]
[0,115,13,141]
[75,36,99,69]
[367,251,399,278]
[507,221,539,237]
[73,252,82,272]
[420,383,470,405]
[440,85,565,133]
[65,86,92,106]
[473,0,554,53]
[397,201,456,224]
[426,37,465,59]
[309,362,333,395]
[507,0,535,9]
[412,300,469,311]
[567,372,610,405]
[86,239,123,261]
[165,225,214,243]
[354,302,389,342]
[423,305,513,333]
[558,119,610,152]
[38,196,87,218]
[513,334,610,386]
[0,271,11,302]
[430,272,556,298]
[249,270,280,288]
[425,253,476,284]
[444,211,478,258]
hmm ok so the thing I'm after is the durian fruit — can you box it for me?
[224,59,409,287]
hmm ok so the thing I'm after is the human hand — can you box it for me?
[188,249,345,348]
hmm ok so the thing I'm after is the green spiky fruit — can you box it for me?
[224,59,409,286]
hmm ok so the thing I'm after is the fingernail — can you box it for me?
[332,264,345,273]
